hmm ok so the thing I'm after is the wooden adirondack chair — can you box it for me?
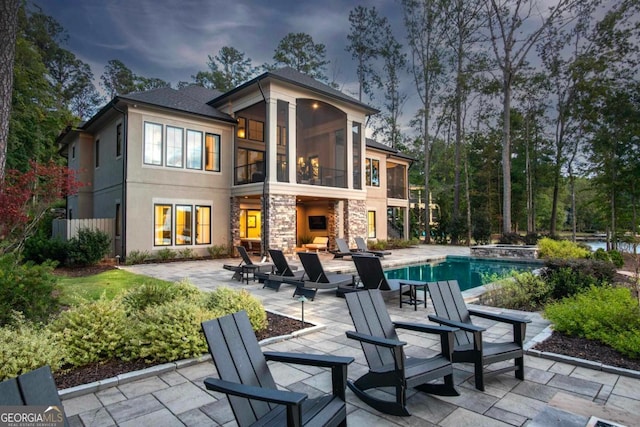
[202,311,353,427]
[427,280,531,391]
[0,365,70,427]
[345,290,459,416]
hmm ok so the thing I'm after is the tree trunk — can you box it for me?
[0,0,20,182]
[501,76,512,234]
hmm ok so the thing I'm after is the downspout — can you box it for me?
[112,101,127,261]
[257,80,269,261]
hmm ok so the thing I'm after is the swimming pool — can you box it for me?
[384,256,544,292]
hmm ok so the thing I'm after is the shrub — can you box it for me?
[22,234,69,265]
[537,237,590,260]
[177,248,195,259]
[203,287,267,331]
[156,248,176,261]
[0,255,59,326]
[128,300,214,362]
[498,232,522,244]
[472,216,491,245]
[541,258,616,299]
[50,297,130,366]
[122,280,202,313]
[66,228,111,267]
[0,314,65,380]
[125,249,152,265]
[523,233,539,245]
[480,272,552,311]
[545,286,640,359]
[207,244,232,259]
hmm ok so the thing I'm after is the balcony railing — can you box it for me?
[297,165,346,188]
[387,184,407,199]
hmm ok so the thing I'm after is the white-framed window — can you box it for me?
[166,126,184,168]
[186,130,203,170]
[154,202,212,246]
[196,205,211,244]
[154,204,172,246]
[144,122,163,165]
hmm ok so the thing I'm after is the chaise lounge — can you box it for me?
[295,252,354,299]
[257,249,305,291]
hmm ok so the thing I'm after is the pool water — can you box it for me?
[384,256,543,292]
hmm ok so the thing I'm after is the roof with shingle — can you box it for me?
[210,67,378,114]
[366,138,414,161]
[119,87,234,122]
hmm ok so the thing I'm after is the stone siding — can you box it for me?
[470,245,538,259]
[230,197,240,248]
[344,199,367,246]
[266,194,297,254]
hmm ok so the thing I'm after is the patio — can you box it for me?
[60,245,640,426]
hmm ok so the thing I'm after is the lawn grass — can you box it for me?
[57,269,172,305]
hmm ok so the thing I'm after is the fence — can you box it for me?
[52,218,116,257]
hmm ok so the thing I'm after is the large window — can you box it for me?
[186,130,203,170]
[196,206,211,244]
[154,203,211,246]
[296,99,347,187]
[365,158,380,186]
[277,100,289,182]
[175,205,192,245]
[236,148,264,184]
[248,119,264,141]
[144,122,163,165]
[205,133,220,172]
[154,204,172,246]
[353,122,362,189]
[166,126,184,168]
[95,139,100,168]
[387,163,407,199]
[367,211,376,238]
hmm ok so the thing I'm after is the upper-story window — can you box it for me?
[387,162,407,199]
[144,122,163,165]
[353,122,362,189]
[116,123,122,157]
[248,119,264,142]
[166,126,184,168]
[365,158,379,186]
[144,121,220,173]
[186,130,203,170]
[296,99,347,188]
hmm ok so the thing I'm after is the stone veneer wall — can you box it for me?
[344,199,367,246]
[327,202,338,250]
[266,194,297,254]
[470,245,539,259]
[230,197,240,248]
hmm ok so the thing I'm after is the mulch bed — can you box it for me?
[534,331,640,372]
[53,312,310,390]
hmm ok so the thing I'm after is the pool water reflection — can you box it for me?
[384,256,544,292]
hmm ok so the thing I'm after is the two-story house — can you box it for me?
[57,67,411,259]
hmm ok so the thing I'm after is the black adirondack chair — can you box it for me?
[202,311,353,427]
[296,252,354,299]
[427,280,531,391]
[258,249,305,291]
[0,365,70,427]
[354,237,391,258]
[345,290,459,416]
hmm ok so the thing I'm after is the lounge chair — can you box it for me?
[257,249,305,291]
[331,237,359,259]
[345,255,428,309]
[296,252,354,299]
[427,280,531,391]
[224,245,274,284]
[344,290,458,416]
[0,365,70,426]
[202,311,353,427]
[304,236,329,252]
[355,237,391,257]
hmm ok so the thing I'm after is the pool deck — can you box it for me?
[59,245,640,426]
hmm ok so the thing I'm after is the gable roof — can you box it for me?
[210,67,378,115]
[366,138,414,161]
[119,87,234,122]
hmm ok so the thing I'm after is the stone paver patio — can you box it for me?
[60,245,640,426]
